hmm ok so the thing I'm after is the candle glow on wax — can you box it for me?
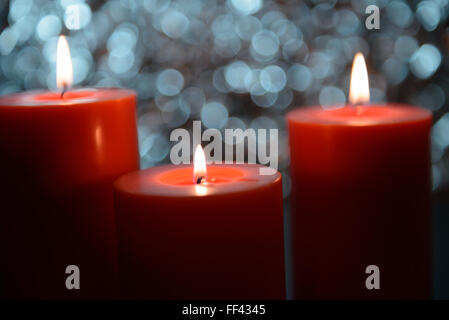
[287,50,433,299]
[349,52,370,106]
[56,35,73,91]
[193,145,207,184]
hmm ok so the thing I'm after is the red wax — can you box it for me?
[0,88,139,299]
[287,105,432,299]
[113,164,285,299]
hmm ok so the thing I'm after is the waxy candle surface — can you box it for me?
[0,88,139,299]
[114,164,285,299]
[287,104,432,299]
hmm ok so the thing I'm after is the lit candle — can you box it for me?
[0,36,139,299]
[287,53,432,299]
[113,146,285,299]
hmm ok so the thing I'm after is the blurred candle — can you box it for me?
[0,36,139,299]
[287,53,432,299]
[113,146,285,299]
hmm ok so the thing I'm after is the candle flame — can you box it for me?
[57,35,73,90]
[193,145,207,184]
[349,52,370,105]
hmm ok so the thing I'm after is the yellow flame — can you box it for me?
[193,145,207,184]
[57,35,73,89]
[349,52,370,105]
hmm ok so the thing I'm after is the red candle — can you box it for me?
[0,36,139,299]
[113,146,285,299]
[287,53,432,299]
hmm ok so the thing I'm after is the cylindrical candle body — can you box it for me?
[287,105,432,299]
[113,164,285,299]
[0,89,139,299]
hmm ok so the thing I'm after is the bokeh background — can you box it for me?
[1,0,448,298]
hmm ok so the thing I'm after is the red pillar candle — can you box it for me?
[113,147,285,299]
[0,36,139,299]
[287,53,432,299]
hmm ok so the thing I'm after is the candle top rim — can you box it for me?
[287,104,432,127]
[114,164,281,198]
[0,88,136,107]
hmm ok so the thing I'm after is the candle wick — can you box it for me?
[60,85,67,99]
[196,176,204,184]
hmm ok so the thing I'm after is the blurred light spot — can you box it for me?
[251,30,279,59]
[141,134,170,163]
[183,19,208,45]
[274,89,293,110]
[143,0,171,14]
[312,2,338,27]
[155,95,176,111]
[229,0,262,15]
[226,117,246,130]
[214,35,241,57]
[287,64,312,92]
[271,19,299,44]
[281,171,291,198]
[139,132,155,157]
[179,87,205,115]
[178,0,203,17]
[161,10,189,39]
[250,116,277,130]
[410,44,441,79]
[212,14,241,57]
[432,165,441,191]
[64,3,92,30]
[386,1,413,28]
[36,15,62,41]
[12,15,36,43]
[282,38,308,62]
[42,36,58,62]
[161,100,190,128]
[0,81,21,95]
[71,56,90,84]
[319,86,346,108]
[136,73,157,100]
[261,10,286,28]
[212,14,235,39]
[432,113,449,162]
[9,0,33,23]
[95,76,120,88]
[156,69,184,96]
[107,26,138,51]
[108,47,134,74]
[212,67,229,93]
[250,82,278,108]
[0,28,18,55]
[201,102,229,129]
[260,65,286,93]
[225,61,252,92]
[370,88,386,103]
[308,52,332,80]
[337,9,360,36]
[416,1,441,32]
[394,36,419,61]
[236,16,261,40]
[382,57,408,85]
[13,46,40,78]
[415,84,445,111]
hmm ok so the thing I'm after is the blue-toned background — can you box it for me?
[1,0,448,298]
